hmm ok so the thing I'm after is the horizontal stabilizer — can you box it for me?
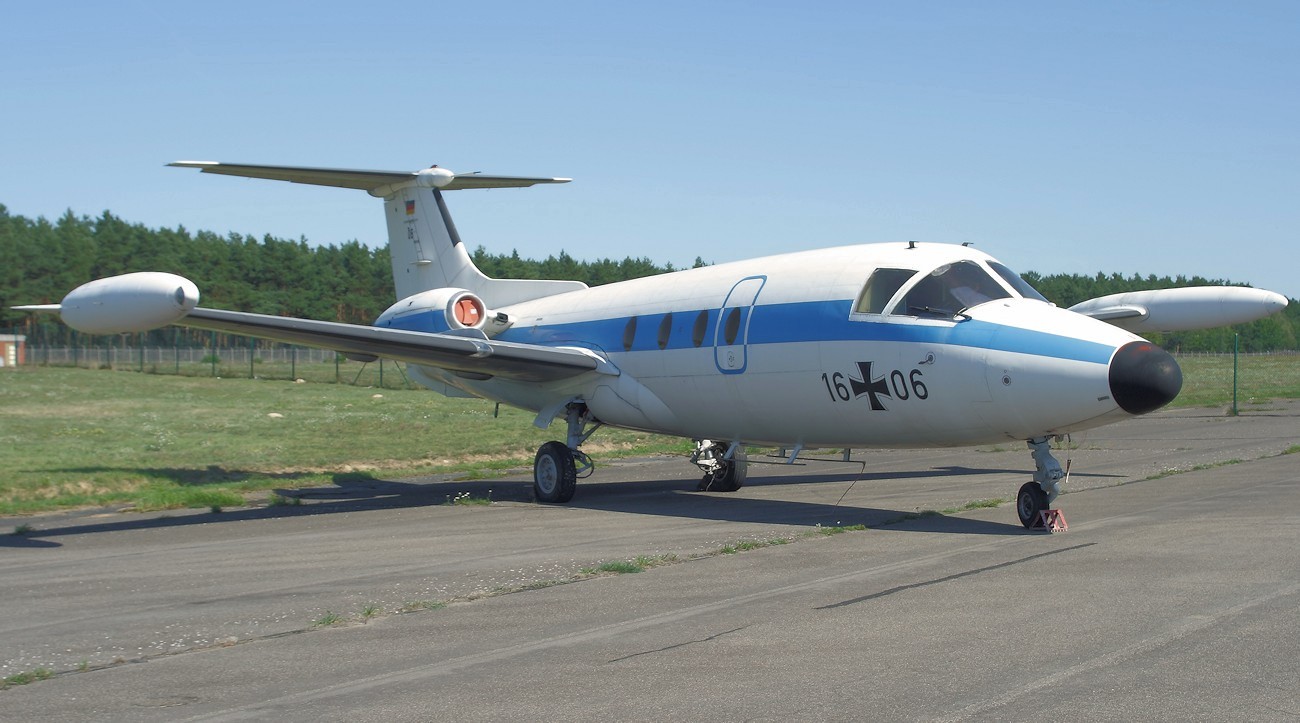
[168,162,570,197]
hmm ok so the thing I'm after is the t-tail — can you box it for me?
[167,162,587,306]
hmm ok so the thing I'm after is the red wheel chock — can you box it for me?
[1033,509,1068,532]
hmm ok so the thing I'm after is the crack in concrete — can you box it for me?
[815,543,1097,609]
[607,625,750,663]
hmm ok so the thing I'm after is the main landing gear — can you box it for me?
[533,404,599,503]
[1017,436,1065,528]
[692,439,748,492]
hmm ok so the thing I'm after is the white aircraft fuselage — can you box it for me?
[384,242,1158,448]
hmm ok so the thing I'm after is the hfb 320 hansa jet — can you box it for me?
[16,162,1290,527]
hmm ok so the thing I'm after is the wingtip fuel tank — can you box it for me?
[58,272,199,334]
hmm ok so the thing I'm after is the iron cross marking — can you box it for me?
[849,361,891,411]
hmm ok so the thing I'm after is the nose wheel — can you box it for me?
[1016,481,1049,528]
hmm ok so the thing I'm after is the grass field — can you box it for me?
[2,353,1296,515]
[1170,353,1300,408]
[0,367,687,515]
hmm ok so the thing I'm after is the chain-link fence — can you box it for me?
[16,342,417,388]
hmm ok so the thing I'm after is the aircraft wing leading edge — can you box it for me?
[179,308,602,383]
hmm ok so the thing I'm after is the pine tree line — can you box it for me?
[2,204,1295,351]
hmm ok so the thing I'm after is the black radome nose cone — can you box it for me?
[1109,341,1182,415]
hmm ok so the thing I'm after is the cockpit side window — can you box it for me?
[853,268,916,314]
[895,260,1011,317]
[988,261,1049,302]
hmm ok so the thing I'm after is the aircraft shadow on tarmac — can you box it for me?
[565,463,1117,535]
[4,461,1120,545]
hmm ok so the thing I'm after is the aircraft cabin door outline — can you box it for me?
[714,275,766,374]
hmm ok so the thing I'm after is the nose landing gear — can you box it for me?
[1017,436,1065,528]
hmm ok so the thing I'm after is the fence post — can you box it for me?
[291,346,296,381]
[210,331,218,376]
[1232,333,1239,416]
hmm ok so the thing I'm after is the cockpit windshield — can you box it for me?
[988,261,1048,302]
[895,260,1011,317]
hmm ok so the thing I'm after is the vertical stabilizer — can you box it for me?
[383,187,487,300]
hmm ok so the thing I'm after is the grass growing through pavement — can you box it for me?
[0,367,687,514]
[311,611,343,627]
[2,668,54,689]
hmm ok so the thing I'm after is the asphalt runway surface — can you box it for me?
[3,401,1298,720]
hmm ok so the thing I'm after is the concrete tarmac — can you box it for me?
[2,401,1298,720]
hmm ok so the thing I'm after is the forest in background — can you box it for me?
[2,204,1296,352]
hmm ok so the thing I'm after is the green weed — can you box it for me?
[815,523,868,536]
[400,600,446,612]
[2,668,54,689]
[312,611,343,627]
[1145,458,1243,481]
[597,560,643,574]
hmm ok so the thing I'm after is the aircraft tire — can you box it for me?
[700,448,747,492]
[1016,481,1048,528]
[534,441,577,504]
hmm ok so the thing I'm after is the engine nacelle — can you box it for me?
[59,272,200,334]
[376,287,511,335]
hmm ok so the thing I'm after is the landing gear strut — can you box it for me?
[1017,436,1064,528]
[533,403,599,504]
[692,440,747,492]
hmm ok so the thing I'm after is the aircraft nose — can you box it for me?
[1109,341,1182,415]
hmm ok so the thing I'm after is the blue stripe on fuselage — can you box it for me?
[380,300,1114,364]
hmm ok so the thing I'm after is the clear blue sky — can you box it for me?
[3,2,1297,298]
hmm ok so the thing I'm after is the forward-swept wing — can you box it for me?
[14,272,606,383]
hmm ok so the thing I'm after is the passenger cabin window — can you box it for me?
[854,268,916,314]
[896,260,1011,317]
